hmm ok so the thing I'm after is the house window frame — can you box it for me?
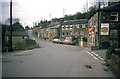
[22,36,24,39]
[110,12,118,21]
[70,25,73,29]
[82,24,86,28]
[76,24,79,28]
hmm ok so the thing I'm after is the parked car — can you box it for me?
[62,37,74,45]
[52,39,61,43]
[63,39,73,45]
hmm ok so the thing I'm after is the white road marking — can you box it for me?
[83,50,99,60]
[82,50,104,61]
[91,52,104,61]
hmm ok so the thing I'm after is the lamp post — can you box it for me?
[9,0,12,51]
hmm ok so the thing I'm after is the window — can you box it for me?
[79,25,82,28]
[110,12,118,21]
[76,24,79,28]
[65,25,69,30]
[70,25,73,29]
[62,32,65,36]
[82,24,86,28]
[22,36,24,39]
[62,26,65,30]
[66,32,69,35]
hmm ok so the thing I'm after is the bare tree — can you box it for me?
[4,18,20,25]
[82,4,87,13]
[89,0,108,9]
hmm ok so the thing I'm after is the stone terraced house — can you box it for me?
[88,2,120,49]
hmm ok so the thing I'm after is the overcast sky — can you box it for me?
[1,0,108,27]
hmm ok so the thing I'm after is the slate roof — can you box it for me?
[88,2,120,19]
[50,24,60,29]
[62,19,88,25]
[100,2,120,11]
[5,31,28,36]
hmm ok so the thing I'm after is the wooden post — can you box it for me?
[9,0,12,51]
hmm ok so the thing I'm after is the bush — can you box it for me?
[53,36,59,39]
[25,38,36,45]
[14,40,26,46]
[13,38,39,50]
[72,37,79,45]
[91,46,98,50]
[106,47,116,59]
[109,54,120,78]
[101,42,110,49]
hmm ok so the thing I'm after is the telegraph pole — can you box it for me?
[86,0,88,12]
[98,1,101,50]
[9,0,12,51]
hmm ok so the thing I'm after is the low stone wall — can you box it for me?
[106,48,120,78]
[13,44,39,50]
[109,54,120,78]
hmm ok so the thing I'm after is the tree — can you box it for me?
[4,18,20,25]
[88,6,98,13]
[108,1,118,6]
[25,26,30,31]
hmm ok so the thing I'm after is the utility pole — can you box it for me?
[9,0,12,51]
[98,0,101,50]
[63,8,66,17]
[86,0,88,12]
[9,0,13,51]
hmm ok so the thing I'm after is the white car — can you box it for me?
[52,39,61,43]
[63,39,73,45]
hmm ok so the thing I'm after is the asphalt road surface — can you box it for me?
[2,30,115,77]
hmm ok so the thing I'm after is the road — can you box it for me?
[2,30,115,77]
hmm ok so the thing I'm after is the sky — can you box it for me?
[1,0,115,27]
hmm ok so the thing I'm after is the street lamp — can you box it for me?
[9,0,12,51]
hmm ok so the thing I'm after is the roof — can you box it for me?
[40,22,61,29]
[100,2,120,11]
[88,2,120,19]
[50,24,60,29]
[5,31,28,36]
[62,19,88,25]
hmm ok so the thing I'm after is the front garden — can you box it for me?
[13,38,39,51]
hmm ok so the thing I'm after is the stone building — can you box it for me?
[49,24,61,40]
[38,22,61,40]
[5,31,29,49]
[61,19,88,38]
[88,2,120,49]
[61,19,88,46]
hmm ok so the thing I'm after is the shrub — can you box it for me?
[13,38,39,50]
[106,47,116,59]
[53,36,59,39]
[14,40,26,46]
[109,54,120,78]
[72,37,79,45]
[25,38,36,45]
[13,40,26,50]
[101,42,110,49]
